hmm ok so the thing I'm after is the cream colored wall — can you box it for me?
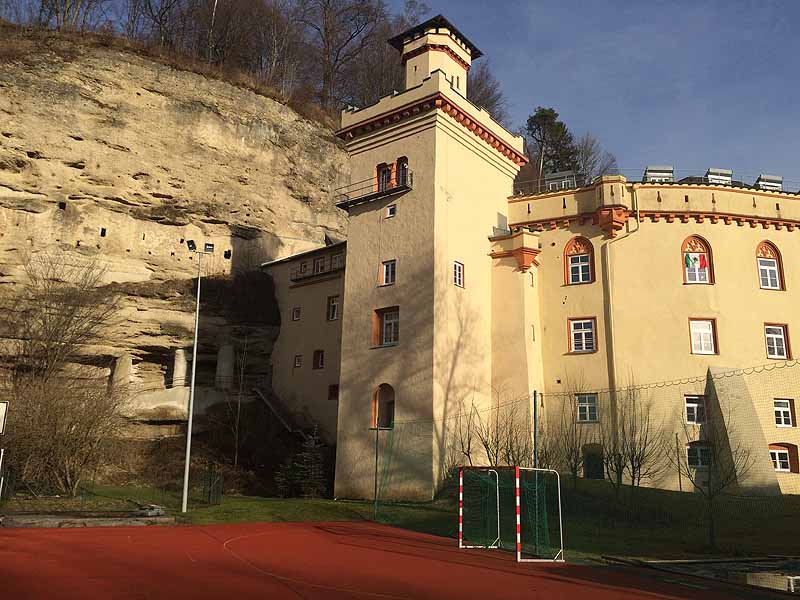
[266,253,344,444]
[511,179,800,493]
[430,112,523,484]
[334,116,439,500]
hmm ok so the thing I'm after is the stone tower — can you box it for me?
[333,15,527,500]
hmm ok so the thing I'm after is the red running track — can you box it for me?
[0,521,778,599]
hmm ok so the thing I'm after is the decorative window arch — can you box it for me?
[564,236,595,285]
[769,443,799,473]
[372,383,395,429]
[682,236,714,284]
[756,241,785,291]
[376,163,392,192]
[396,156,409,187]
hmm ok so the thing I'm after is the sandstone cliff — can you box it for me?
[0,32,349,428]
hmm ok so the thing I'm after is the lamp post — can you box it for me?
[181,240,214,514]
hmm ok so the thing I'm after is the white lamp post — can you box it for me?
[181,240,214,514]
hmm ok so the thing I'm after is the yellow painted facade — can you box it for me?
[264,16,800,499]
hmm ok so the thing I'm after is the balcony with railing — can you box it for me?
[335,170,414,208]
[289,252,345,283]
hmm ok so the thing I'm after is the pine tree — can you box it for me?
[297,426,327,499]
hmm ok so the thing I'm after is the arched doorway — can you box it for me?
[372,384,395,429]
[583,444,604,480]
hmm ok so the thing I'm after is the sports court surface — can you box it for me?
[0,521,783,599]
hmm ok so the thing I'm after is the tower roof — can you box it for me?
[387,14,483,59]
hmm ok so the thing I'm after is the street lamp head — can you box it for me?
[204,243,215,253]
[186,240,197,251]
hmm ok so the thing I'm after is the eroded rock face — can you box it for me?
[0,37,349,428]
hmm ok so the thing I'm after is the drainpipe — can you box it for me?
[601,182,640,430]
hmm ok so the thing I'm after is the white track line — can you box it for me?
[219,529,411,600]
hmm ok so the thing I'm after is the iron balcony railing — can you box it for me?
[289,253,345,282]
[335,170,414,206]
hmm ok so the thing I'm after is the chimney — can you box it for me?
[643,165,674,183]
[388,15,482,97]
[754,174,782,192]
[706,168,733,186]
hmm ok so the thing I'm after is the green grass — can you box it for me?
[6,479,800,563]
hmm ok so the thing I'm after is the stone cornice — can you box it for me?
[402,44,471,71]
[337,93,527,166]
[510,209,800,233]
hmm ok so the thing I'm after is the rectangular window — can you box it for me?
[689,319,716,354]
[569,318,596,353]
[375,308,399,346]
[770,449,790,472]
[299,261,307,273]
[386,204,397,218]
[328,384,339,402]
[453,261,464,288]
[313,350,325,370]
[382,260,396,285]
[327,295,340,321]
[774,399,794,427]
[687,445,711,468]
[685,395,706,424]
[313,257,325,274]
[291,306,301,321]
[569,254,591,284]
[331,253,344,270]
[765,324,789,359]
[577,394,598,422]
[684,252,710,283]
[758,258,780,289]
[293,354,302,368]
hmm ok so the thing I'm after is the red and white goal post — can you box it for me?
[458,465,564,563]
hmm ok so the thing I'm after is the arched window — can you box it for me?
[769,443,799,473]
[396,157,409,187]
[757,241,784,291]
[682,236,714,284]
[372,383,395,429]
[376,163,392,192]
[564,237,594,285]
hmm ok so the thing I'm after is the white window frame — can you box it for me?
[758,257,781,290]
[327,296,339,321]
[313,350,325,370]
[685,395,706,424]
[313,257,325,274]
[382,260,396,286]
[378,166,392,192]
[774,399,793,427]
[331,253,344,270]
[568,254,591,284]
[293,354,302,368]
[386,204,397,218]
[381,310,399,345]
[684,252,710,284]
[291,306,301,321]
[765,325,788,359]
[569,319,596,353]
[770,449,790,472]
[690,320,716,355]
[687,445,711,469]
[576,394,598,422]
[453,261,464,288]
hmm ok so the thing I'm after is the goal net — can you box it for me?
[459,466,564,562]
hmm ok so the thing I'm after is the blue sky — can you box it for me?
[388,0,800,187]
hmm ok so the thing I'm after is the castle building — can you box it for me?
[264,15,800,498]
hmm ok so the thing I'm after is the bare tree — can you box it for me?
[620,387,666,490]
[142,0,185,46]
[300,0,384,110]
[0,254,127,496]
[467,60,509,125]
[553,375,592,488]
[208,336,249,467]
[574,132,618,181]
[666,400,754,548]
